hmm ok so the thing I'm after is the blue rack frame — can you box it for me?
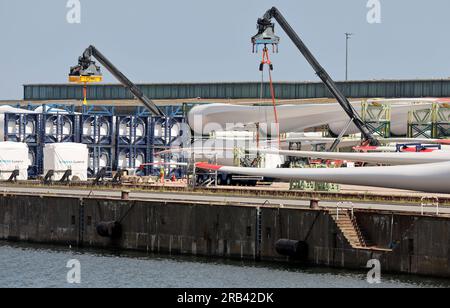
[116,115,150,146]
[88,146,114,178]
[39,104,78,114]
[2,111,43,178]
[150,116,187,148]
[82,105,115,116]
[135,106,188,178]
[39,104,80,144]
[2,104,189,178]
[41,113,80,143]
[115,146,153,175]
[81,114,114,145]
[27,144,43,178]
[135,105,188,148]
[135,105,185,118]
[3,113,40,144]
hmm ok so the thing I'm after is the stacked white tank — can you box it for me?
[0,105,38,142]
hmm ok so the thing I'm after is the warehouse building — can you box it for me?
[23,79,450,102]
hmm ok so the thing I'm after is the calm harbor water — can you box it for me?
[0,241,448,288]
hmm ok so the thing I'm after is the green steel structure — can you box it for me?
[289,163,340,193]
[408,103,450,138]
[361,101,391,138]
[435,105,450,138]
[24,79,450,101]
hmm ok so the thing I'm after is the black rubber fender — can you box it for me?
[275,239,308,260]
[96,221,122,239]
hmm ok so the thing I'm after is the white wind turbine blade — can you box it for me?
[250,149,450,165]
[196,161,450,194]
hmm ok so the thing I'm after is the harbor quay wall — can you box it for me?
[0,194,448,278]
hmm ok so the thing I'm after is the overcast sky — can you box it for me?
[0,0,449,99]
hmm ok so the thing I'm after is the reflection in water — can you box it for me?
[0,242,448,288]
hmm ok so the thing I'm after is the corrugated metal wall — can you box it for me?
[23,79,450,100]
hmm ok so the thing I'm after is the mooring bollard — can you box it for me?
[121,190,130,200]
[310,199,320,209]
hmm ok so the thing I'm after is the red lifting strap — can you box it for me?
[260,47,280,145]
[261,47,272,66]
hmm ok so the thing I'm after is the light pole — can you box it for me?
[345,33,354,81]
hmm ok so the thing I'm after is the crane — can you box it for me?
[252,7,379,151]
[69,45,165,117]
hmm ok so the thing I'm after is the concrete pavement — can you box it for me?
[0,185,448,216]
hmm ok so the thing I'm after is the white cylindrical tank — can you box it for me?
[0,105,37,142]
[0,142,29,180]
[43,143,88,181]
[82,116,113,144]
[117,148,147,169]
[117,117,147,145]
[89,148,112,171]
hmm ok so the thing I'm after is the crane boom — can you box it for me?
[252,7,379,150]
[69,45,165,117]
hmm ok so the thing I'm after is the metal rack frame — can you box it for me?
[88,146,114,178]
[115,146,153,175]
[3,113,40,143]
[2,104,189,179]
[361,101,391,138]
[408,103,450,138]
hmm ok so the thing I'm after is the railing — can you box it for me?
[420,196,440,216]
[336,201,355,221]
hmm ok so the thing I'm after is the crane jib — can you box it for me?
[69,45,165,117]
[253,7,379,149]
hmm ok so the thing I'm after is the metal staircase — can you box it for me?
[329,210,372,249]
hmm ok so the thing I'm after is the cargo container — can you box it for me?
[43,143,88,181]
[0,142,29,181]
